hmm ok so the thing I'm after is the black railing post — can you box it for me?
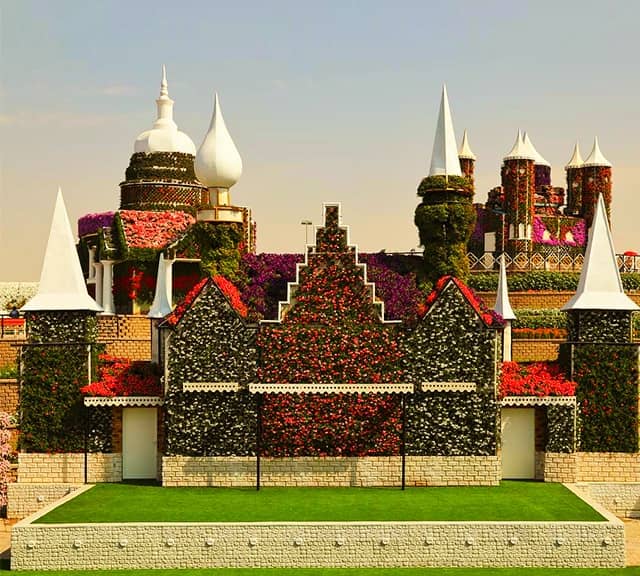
[401,393,406,491]
[256,393,263,491]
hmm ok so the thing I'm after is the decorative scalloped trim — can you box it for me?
[421,382,477,392]
[248,383,413,394]
[84,396,163,407]
[183,382,241,392]
[500,396,575,407]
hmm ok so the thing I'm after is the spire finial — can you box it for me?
[504,129,535,161]
[565,141,583,169]
[428,84,462,177]
[583,136,612,167]
[458,129,476,160]
[160,64,168,98]
[494,254,516,320]
[522,132,550,167]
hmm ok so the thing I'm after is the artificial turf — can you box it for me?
[36,481,604,523]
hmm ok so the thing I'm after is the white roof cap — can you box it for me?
[565,141,583,169]
[195,92,243,189]
[583,137,612,167]
[562,194,638,311]
[458,129,476,160]
[523,132,550,167]
[134,65,196,156]
[23,188,102,312]
[494,253,516,320]
[148,254,173,318]
[428,84,462,177]
[504,129,535,161]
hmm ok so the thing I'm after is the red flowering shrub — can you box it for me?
[119,210,194,250]
[213,275,248,318]
[165,278,208,326]
[499,361,576,399]
[81,355,161,397]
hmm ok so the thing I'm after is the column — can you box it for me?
[101,260,115,315]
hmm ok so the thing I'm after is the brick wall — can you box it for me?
[477,291,640,310]
[17,453,122,484]
[0,378,18,414]
[162,456,501,487]
[542,452,640,483]
[0,339,21,369]
[512,340,561,362]
[97,315,151,360]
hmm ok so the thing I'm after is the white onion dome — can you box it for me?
[565,141,584,169]
[504,130,535,161]
[458,130,476,160]
[195,93,243,189]
[583,137,612,167]
[523,132,550,167]
[134,66,196,156]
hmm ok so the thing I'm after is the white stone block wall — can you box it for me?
[576,483,640,517]
[7,484,80,519]
[162,456,501,487]
[544,452,640,484]
[17,453,122,484]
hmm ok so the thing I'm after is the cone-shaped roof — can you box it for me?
[504,129,535,161]
[428,85,462,177]
[195,92,243,189]
[583,137,612,167]
[494,254,516,320]
[523,132,551,167]
[23,188,102,312]
[134,65,196,155]
[565,141,583,169]
[562,195,637,311]
[148,254,173,318]
[458,129,476,160]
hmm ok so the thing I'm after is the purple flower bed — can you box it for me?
[78,212,115,237]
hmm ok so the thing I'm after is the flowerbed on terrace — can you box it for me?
[81,354,161,397]
[118,210,195,251]
[499,362,576,399]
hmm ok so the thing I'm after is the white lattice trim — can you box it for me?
[421,382,477,392]
[183,382,241,392]
[84,396,163,407]
[249,383,413,394]
[500,395,576,407]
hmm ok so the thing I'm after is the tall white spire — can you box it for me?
[195,92,243,190]
[134,65,196,155]
[562,195,638,311]
[522,132,550,167]
[428,84,462,177]
[458,129,476,160]
[23,188,102,312]
[494,254,516,320]
[504,129,535,161]
[565,141,584,169]
[583,137,611,167]
[148,254,173,318]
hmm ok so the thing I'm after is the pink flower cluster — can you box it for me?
[119,210,195,249]
[78,212,115,237]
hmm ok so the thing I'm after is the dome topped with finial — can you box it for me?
[195,93,243,189]
[565,141,584,169]
[134,66,196,156]
[522,132,550,167]
[583,137,612,167]
[458,130,476,160]
[504,130,535,161]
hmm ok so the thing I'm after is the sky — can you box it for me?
[1,0,640,281]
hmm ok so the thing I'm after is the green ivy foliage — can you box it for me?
[546,405,575,453]
[512,309,567,330]
[469,272,640,292]
[417,175,474,197]
[407,391,497,456]
[573,344,638,452]
[567,310,633,344]
[125,152,198,183]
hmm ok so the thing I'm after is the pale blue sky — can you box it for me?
[2,0,639,280]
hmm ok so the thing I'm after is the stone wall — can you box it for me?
[7,484,80,519]
[0,340,21,369]
[97,315,151,360]
[477,291,640,311]
[17,453,122,484]
[162,456,500,487]
[577,483,640,517]
[0,378,18,414]
[543,452,640,483]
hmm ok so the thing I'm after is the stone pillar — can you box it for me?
[502,321,512,362]
[94,262,103,308]
[101,261,115,315]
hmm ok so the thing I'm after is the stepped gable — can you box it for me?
[276,203,387,324]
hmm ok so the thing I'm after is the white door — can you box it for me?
[122,408,158,479]
[501,408,535,479]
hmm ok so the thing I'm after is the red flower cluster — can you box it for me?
[165,278,208,326]
[420,276,503,327]
[119,210,195,249]
[213,275,248,318]
[81,354,161,397]
[499,361,576,399]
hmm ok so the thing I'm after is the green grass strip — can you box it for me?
[36,481,603,523]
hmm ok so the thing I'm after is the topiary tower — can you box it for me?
[581,137,612,230]
[414,86,475,285]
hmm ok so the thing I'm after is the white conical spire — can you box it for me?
[565,141,583,169]
[428,85,462,177]
[504,129,535,161]
[134,65,196,155]
[494,254,516,320]
[458,129,476,160]
[23,188,102,312]
[562,195,637,311]
[148,254,173,318]
[522,132,550,167]
[195,92,243,189]
[583,137,611,167]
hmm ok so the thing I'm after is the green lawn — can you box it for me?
[36,481,604,523]
[2,568,640,576]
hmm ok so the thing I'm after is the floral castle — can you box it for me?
[7,69,640,506]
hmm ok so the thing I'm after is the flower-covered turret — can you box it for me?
[523,132,551,189]
[565,141,584,216]
[581,137,612,228]
[458,129,476,180]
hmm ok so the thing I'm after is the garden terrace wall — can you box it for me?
[97,315,151,361]
[17,453,122,484]
[576,483,640,517]
[542,452,640,483]
[162,456,500,487]
[7,484,81,519]
[512,340,561,362]
[0,378,18,414]
[0,340,21,369]
[476,291,640,311]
